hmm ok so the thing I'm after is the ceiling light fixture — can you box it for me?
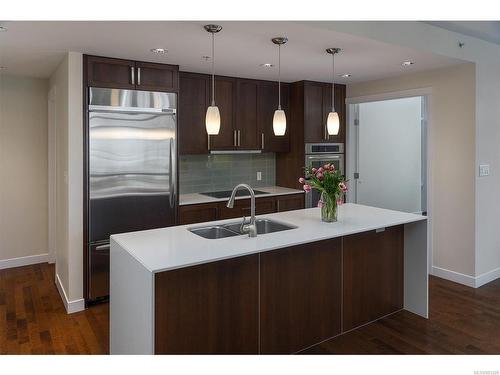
[326,48,341,136]
[260,63,274,68]
[401,60,415,66]
[0,26,7,32]
[204,24,223,139]
[339,73,351,78]
[150,48,167,54]
[272,37,288,136]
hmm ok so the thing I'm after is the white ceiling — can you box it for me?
[426,21,500,46]
[0,21,465,83]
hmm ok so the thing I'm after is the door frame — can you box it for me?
[346,87,433,273]
[48,86,57,265]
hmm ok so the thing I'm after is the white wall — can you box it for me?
[347,63,476,279]
[0,74,49,267]
[48,52,84,312]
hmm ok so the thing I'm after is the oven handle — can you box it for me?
[306,155,342,160]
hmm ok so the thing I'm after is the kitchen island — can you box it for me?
[110,203,428,354]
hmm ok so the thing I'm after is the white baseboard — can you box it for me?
[55,273,85,314]
[431,265,500,288]
[0,253,49,270]
[475,266,500,288]
[431,266,476,287]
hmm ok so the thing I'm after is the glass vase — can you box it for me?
[320,191,338,223]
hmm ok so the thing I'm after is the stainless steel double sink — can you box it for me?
[189,218,297,239]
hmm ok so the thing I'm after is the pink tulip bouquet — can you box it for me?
[299,163,347,222]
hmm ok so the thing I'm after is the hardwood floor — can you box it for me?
[0,263,108,354]
[1,263,500,354]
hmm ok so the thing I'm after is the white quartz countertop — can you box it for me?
[111,203,427,273]
[179,186,303,205]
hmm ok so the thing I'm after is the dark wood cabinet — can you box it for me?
[276,193,304,212]
[236,79,259,149]
[260,238,342,354]
[178,72,210,155]
[258,81,290,153]
[178,202,218,225]
[86,55,136,90]
[178,193,304,225]
[85,55,179,92]
[155,254,259,354]
[135,61,179,92]
[342,225,404,331]
[210,77,237,150]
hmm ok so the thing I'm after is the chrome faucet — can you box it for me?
[226,184,257,237]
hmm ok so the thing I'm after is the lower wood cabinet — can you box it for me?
[154,254,259,354]
[342,225,404,331]
[178,193,304,224]
[260,238,342,354]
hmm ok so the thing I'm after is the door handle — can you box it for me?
[137,67,141,86]
[169,138,176,208]
[130,67,135,85]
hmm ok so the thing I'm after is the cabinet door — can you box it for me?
[257,81,290,152]
[86,56,135,89]
[260,238,342,354]
[179,72,210,155]
[210,77,236,150]
[304,82,327,143]
[236,79,259,149]
[218,197,276,220]
[178,202,218,225]
[135,62,179,92]
[155,254,259,354]
[322,85,346,144]
[276,193,304,212]
[343,225,404,331]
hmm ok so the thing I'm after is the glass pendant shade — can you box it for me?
[327,111,340,135]
[205,105,221,135]
[273,109,286,136]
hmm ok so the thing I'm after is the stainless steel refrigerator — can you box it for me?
[87,87,177,302]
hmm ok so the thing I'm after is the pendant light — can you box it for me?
[272,37,288,136]
[326,48,341,136]
[204,24,222,136]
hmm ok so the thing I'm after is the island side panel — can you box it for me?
[154,254,259,354]
[342,225,404,332]
[403,220,429,318]
[110,237,154,354]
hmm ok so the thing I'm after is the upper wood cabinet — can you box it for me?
[209,76,237,150]
[178,72,210,155]
[236,79,259,149]
[303,81,346,144]
[85,55,179,92]
[86,55,136,90]
[135,61,179,92]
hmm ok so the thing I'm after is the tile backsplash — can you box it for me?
[180,153,276,194]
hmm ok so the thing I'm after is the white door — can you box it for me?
[350,96,426,214]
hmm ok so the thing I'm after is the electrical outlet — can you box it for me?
[256,171,262,181]
[479,164,490,177]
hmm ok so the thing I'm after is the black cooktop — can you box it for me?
[201,190,269,199]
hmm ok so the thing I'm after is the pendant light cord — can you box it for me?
[331,52,335,112]
[211,32,215,106]
[278,44,281,110]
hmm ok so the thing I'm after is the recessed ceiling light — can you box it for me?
[150,48,167,54]
[0,66,6,70]
[401,61,415,67]
[0,26,7,32]
[338,73,351,78]
[202,55,211,61]
[260,63,274,68]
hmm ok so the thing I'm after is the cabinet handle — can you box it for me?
[233,130,237,147]
[130,67,135,85]
[237,130,241,146]
[324,124,328,140]
[207,134,211,151]
[261,133,265,150]
[137,67,141,86]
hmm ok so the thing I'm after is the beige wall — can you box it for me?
[0,74,49,263]
[347,63,476,277]
[49,52,84,311]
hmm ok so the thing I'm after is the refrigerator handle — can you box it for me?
[169,138,176,209]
